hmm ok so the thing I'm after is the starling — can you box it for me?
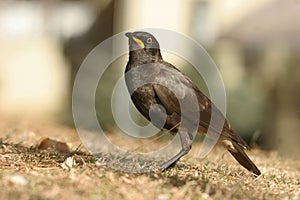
[125,31,261,176]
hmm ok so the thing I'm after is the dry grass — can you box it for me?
[0,120,299,200]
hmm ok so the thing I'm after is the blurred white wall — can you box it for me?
[0,37,69,118]
[0,1,96,119]
[114,0,192,34]
[213,0,274,33]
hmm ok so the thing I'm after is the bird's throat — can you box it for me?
[128,49,162,66]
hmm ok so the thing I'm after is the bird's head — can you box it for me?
[125,31,160,52]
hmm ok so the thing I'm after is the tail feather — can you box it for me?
[223,139,261,176]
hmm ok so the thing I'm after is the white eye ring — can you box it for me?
[146,37,152,43]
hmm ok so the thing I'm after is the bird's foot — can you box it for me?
[176,162,190,169]
[154,161,190,173]
[156,160,179,172]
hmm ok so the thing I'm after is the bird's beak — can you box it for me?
[125,32,145,48]
[125,32,133,38]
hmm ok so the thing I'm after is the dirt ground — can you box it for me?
[0,119,299,200]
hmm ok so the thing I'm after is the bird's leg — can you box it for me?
[160,128,193,170]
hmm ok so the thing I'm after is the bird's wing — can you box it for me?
[152,62,202,115]
[153,62,249,148]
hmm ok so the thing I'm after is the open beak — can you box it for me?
[125,32,145,48]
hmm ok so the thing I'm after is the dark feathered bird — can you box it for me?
[125,31,261,176]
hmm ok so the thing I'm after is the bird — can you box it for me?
[124,31,261,176]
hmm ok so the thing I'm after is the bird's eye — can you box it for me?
[146,37,152,43]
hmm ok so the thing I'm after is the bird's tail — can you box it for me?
[223,139,261,176]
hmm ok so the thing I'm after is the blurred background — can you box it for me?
[0,0,299,158]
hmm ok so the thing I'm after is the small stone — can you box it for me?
[61,156,76,170]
